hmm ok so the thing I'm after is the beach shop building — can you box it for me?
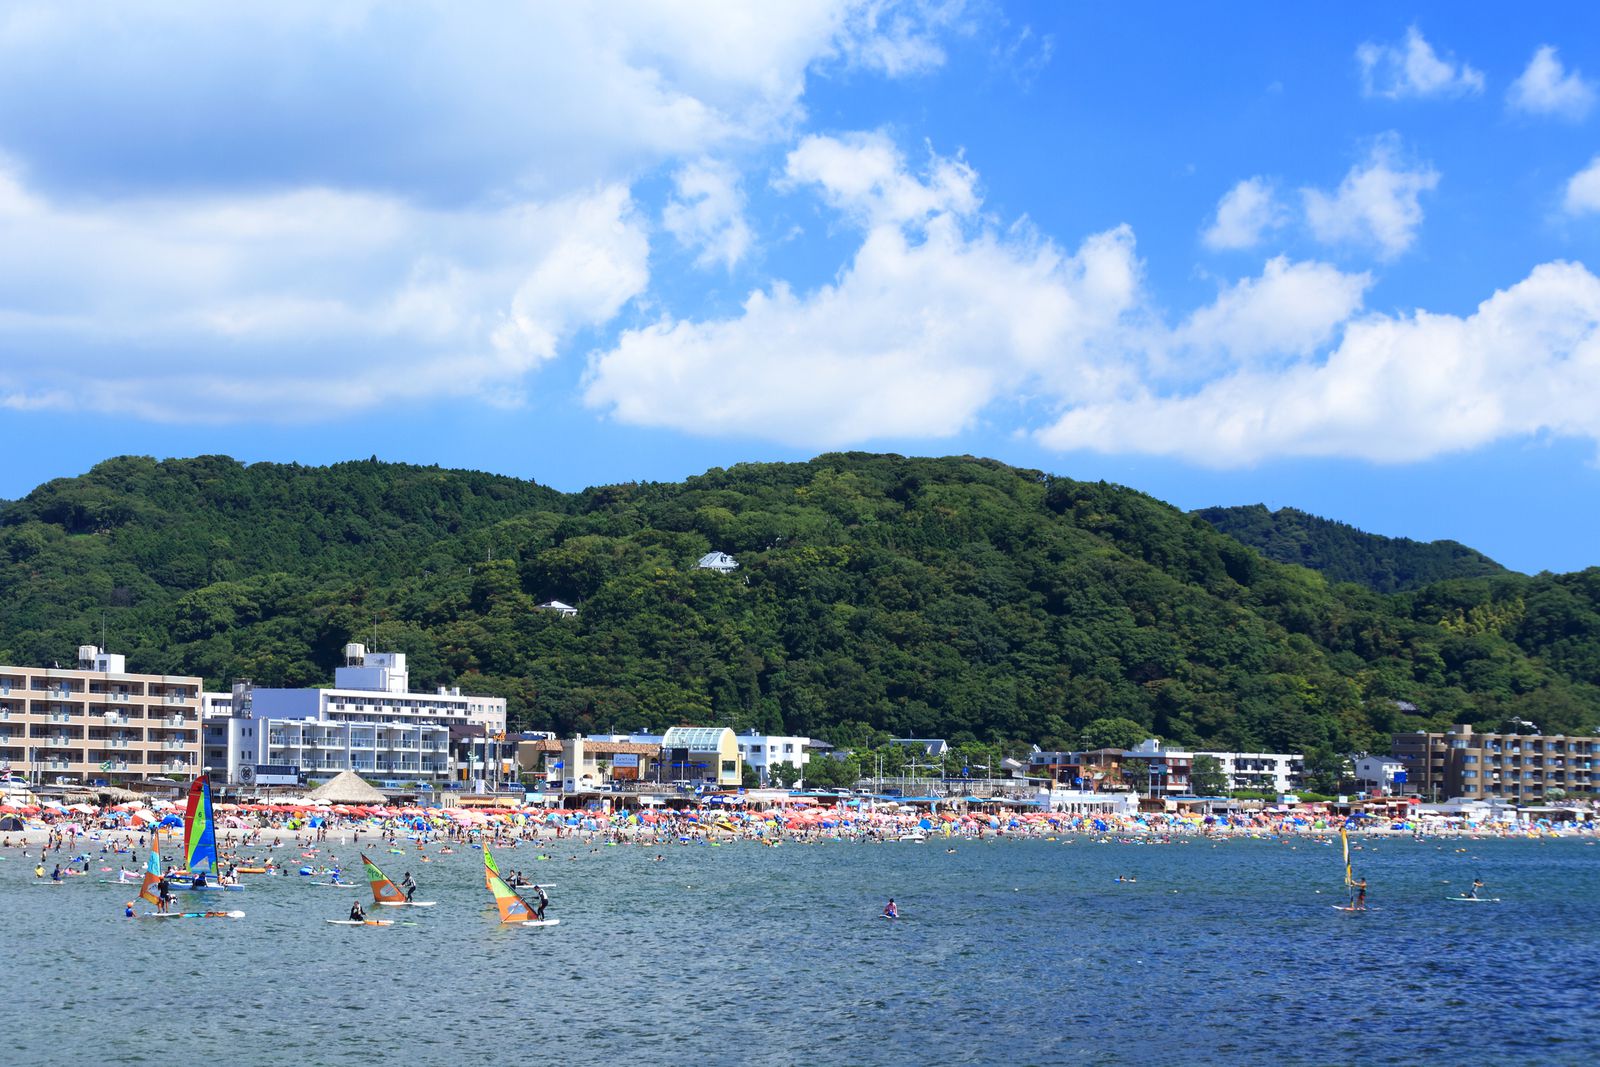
[0,646,201,785]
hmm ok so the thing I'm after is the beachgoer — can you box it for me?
[157,875,172,913]
[51,864,61,882]
[349,900,365,921]
[883,898,898,919]
[192,870,208,889]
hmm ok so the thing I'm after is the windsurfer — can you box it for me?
[399,871,417,901]
[1355,878,1368,911]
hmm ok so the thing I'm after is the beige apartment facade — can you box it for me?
[1392,723,1596,803]
[0,646,202,784]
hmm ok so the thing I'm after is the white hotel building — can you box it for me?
[202,646,507,787]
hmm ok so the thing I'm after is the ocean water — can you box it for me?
[2,834,1596,1066]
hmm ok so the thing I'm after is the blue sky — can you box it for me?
[1,2,1598,573]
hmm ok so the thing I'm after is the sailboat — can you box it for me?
[129,814,244,920]
[174,775,239,892]
[484,845,557,928]
[360,853,436,907]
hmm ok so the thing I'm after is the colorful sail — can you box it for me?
[483,843,502,891]
[183,775,218,876]
[1340,825,1354,887]
[138,838,163,906]
[361,853,408,905]
[486,864,535,924]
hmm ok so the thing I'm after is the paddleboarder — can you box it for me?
[883,898,899,919]
[349,899,366,922]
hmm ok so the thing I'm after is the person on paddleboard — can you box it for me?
[1467,878,1484,900]
[349,900,366,922]
[883,898,898,919]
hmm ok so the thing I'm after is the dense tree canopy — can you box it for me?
[1193,504,1507,593]
[2,453,1597,754]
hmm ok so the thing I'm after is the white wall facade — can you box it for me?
[735,733,811,784]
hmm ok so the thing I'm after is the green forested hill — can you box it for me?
[1193,504,1508,593]
[2,453,1597,758]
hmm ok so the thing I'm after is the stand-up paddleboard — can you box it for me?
[1445,896,1500,902]
[309,881,355,888]
[325,919,395,926]
[1331,906,1379,912]
[140,910,245,920]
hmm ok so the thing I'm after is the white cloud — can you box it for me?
[663,158,754,270]
[0,2,958,201]
[784,130,980,225]
[585,135,1144,445]
[1357,26,1484,99]
[1566,156,1600,216]
[0,162,649,420]
[1039,262,1600,465]
[1201,177,1286,250]
[1303,137,1439,259]
[1173,258,1372,370]
[0,1,970,422]
[1508,45,1597,120]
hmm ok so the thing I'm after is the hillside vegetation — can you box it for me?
[2,454,1597,758]
[1194,504,1508,593]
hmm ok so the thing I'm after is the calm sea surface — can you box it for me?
[2,834,1596,1066]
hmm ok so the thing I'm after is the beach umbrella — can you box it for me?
[158,814,182,828]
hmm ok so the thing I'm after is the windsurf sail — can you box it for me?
[183,775,218,877]
[361,853,409,905]
[485,860,536,924]
[1340,825,1353,888]
[484,843,503,891]
[138,837,163,906]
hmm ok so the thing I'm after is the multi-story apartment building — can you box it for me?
[0,646,201,784]
[1393,724,1597,802]
[1192,750,1305,794]
[201,645,506,787]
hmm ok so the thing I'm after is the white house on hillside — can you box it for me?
[537,600,578,618]
[696,551,739,573]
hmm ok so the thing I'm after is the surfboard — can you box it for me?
[1331,905,1378,912]
[376,900,436,907]
[514,918,560,928]
[325,919,395,926]
[141,910,245,920]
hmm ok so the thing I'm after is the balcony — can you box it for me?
[162,740,189,751]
